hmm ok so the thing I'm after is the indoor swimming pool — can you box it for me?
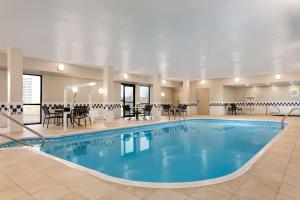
[0,119,283,186]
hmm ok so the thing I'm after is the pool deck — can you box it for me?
[0,115,300,200]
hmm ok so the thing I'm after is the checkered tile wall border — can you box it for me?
[0,104,8,112]
[183,102,197,107]
[209,102,224,107]
[42,102,198,111]
[43,102,122,111]
[9,104,23,115]
[43,103,71,109]
[103,104,122,111]
[0,103,23,115]
[209,101,300,107]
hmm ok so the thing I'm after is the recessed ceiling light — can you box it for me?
[234,77,240,82]
[98,88,103,94]
[72,87,78,93]
[162,80,166,84]
[161,92,165,97]
[200,80,206,85]
[123,74,128,79]
[89,82,96,86]
[275,74,281,80]
[58,64,65,71]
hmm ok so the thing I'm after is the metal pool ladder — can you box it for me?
[281,107,300,129]
[0,111,45,147]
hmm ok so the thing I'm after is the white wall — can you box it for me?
[42,74,103,104]
[0,69,7,102]
[161,87,173,104]
[197,71,300,115]
[231,85,300,115]
[0,69,7,127]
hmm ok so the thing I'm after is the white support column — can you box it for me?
[208,83,226,115]
[151,75,161,120]
[135,85,140,106]
[7,48,23,133]
[63,88,68,131]
[181,80,190,103]
[181,80,191,115]
[181,80,197,116]
[113,83,121,119]
[102,66,115,121]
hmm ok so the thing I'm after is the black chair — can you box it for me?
[178,104,188,116]
[162,104,171,116]
[122,105,132,120]
[224,103,230,114]
[42,106,62,128]
[71,106,88,127]
[85,106,92,125]
[141,105,153,120]
[230,103,243,115]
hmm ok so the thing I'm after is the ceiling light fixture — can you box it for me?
[275,74,281,80]
[235,77,240,82]
[246,83,250,87]
[89,82,96,86]
[162,80,166,84]
[200,80,206,85]
[123,74,128,79]
[72,87,78,93]
[161,92,165,97]
[58,64,65,71]
[98,88,103,94]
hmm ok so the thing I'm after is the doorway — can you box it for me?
[23,74,42,124]
[197,88,209,115]
[172,89,180,106]
[121,83,135,117]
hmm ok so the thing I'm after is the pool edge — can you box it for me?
[0,117,286,188]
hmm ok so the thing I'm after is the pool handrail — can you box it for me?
[0,111,45,144]
[0,133,32,147]
[281,107,300,129]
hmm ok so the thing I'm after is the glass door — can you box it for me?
[23,74,42,125]
[121,83,135,117]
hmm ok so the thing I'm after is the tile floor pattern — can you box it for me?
[0,115,300,200]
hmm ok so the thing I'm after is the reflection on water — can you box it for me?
[121,132,152,156]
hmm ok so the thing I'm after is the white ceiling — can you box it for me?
[1,0,300,80]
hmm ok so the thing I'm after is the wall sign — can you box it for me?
[290,88,299,97]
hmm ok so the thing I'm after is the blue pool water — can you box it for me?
[1,119,282,183]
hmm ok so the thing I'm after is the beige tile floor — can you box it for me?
[0,115,300,200]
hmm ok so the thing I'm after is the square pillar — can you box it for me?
[135,85,140,106]
[151,75,161,120]
[208,82,226,115]
[7,48,23,133]
[102,66,115,121]
[181,80,197,116]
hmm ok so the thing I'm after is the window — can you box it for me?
[121,84,135,117]
[23,74,42,124]
[140,86,150,105]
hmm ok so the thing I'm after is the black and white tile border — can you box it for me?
[209,101,300,107]
[0,103,23,115]
[0,103,8,112]
[42,102,122,112]
[9,104,23,115]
